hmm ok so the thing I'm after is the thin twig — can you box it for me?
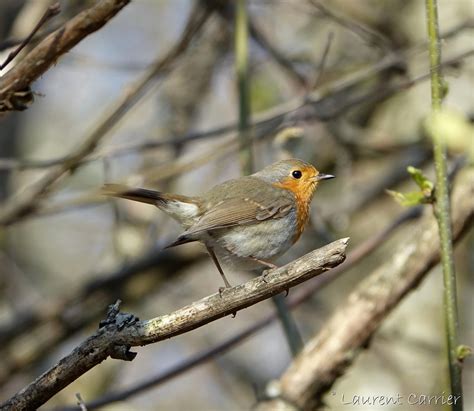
[236,1,304,355]
[0,239,348,411]
[308,0,391,51]
[310,31,334,90]
[0,2,61,71]
[75,393,87,411]
[248,17,308,88]
[425,0,463,409]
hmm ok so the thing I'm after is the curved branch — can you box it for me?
[0,238,348,411]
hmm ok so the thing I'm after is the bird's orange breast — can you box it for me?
[273,178,316,242]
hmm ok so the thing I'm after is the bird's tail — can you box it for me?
[102,184,167,205]
[102,184,201,229]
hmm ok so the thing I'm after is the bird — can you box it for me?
[103,159,334,290]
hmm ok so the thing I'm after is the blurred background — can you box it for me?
[0,0,472,409]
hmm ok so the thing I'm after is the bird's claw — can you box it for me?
[261,270,271,283]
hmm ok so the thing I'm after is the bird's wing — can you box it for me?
[184,196,294,237]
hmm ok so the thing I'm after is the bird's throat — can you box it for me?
[273,179,316,242]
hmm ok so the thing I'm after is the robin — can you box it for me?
[103,159,334,290]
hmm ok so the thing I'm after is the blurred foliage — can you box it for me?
[424,109,474,162]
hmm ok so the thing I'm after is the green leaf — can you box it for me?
[407,166,434,197]
[386,190,429,207]
[457,344,472,361]
[387,166,434,206]
[440,78,449,100]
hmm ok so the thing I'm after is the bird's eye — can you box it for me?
[292,170,302,179]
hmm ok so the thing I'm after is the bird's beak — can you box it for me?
[314,173,335,181]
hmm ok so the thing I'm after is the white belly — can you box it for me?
[205,212,298,271]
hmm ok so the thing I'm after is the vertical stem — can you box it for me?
[272,294,304,356]
[235,2,303,355]
[424,1,463,409]
[235,1,304,355]
[235,0,253,175]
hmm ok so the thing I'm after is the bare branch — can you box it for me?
[0,2,60,70]
[58,208,422,411]
[0,250,204,386]
[308,0,392,51]
[0,0,130,112]
[0,239,348,411]
[256,168,473,411]
[310,31,334,90]
[248,18,309,89]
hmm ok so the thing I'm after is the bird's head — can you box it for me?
[254,158,334,199]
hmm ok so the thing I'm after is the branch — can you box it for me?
[0,2,60,70]
[256,168,473,411]
[248,18,308,89]
[308,0,391,51]
[0,238,348,411]
[0,0,131,112]
[0,250,204,386]
[58,208,422,411]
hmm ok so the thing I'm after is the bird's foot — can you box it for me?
[262,269,271,283]
[218,285,232,298]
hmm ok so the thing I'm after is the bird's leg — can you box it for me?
[247,257,278,283]
[206,246,232,292]
[206,247,237,316]
[251,258,278,270]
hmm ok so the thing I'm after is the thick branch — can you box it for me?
[0,0,130,112]
[256,168,473,411]
[0,250,204,386]
[58,208,421,411]
[0,238,348,411]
